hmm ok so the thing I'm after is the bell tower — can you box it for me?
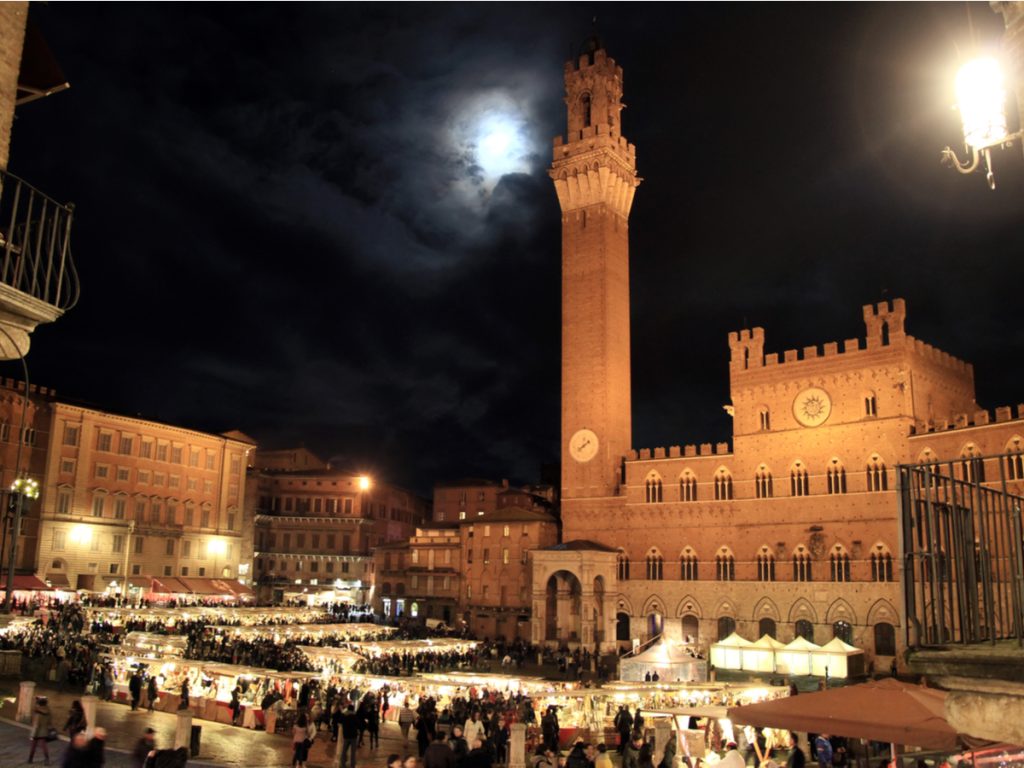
[552,42,640,502]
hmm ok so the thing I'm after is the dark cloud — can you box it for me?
[8,3,1024,493]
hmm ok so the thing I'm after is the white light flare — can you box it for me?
[956,57,1009,149]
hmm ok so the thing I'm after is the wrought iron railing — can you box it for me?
[898,457,1024,648]
[0,168,78,310]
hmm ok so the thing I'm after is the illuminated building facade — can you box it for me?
[528,42,1024,670]
[251,459,429,604]
[35,402,254,596]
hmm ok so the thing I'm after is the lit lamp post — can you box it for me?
[941,56,1021,189]
[3,476,39,612]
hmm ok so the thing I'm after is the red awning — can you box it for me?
[128,576,152,589]
[0,575,50,591]
[150,577,191,594]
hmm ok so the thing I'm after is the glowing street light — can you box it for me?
[942,56,1022,189]
[357,475,371,492]
[9,477,39,500]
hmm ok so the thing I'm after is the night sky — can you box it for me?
[9,3,1024,494]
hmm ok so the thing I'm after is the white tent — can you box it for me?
[811,636,865,678]
[619,638,708,682]
[776,635,821,675]
[741,634,786,672]
[709,632,753,671]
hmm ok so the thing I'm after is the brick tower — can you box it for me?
[551,42,640,504]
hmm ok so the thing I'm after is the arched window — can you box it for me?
[881,321,890,346]
[717,616,736,641]
[829,545,851,582]
[793,545,813,582]
[679,470,698,502]
[790,461,809,497]
[680,547,699,581]
[827,458,847,495]
[580,93,592,128]
[755,465,773,498]
[795,619,814,642]
[871,544,894,582]
[874,622,896,656]
[960,443,985,483]
[757,546,776,582]
[758,406,771,431]
[1004,437,1024,481]
[645,473,663,503]
[864,391,878,417]
[715,547,735,581]
[615,612,631,642]
[617,550,630,581]
[759,617,777,638]
[714,468,734,500]
[833,620,853,644]
[866,454,888,492]
[381,582,392,595]
[645,550,664,580]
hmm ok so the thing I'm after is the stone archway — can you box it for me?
[544,570,583,643]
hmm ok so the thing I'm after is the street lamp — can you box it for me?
[3,476,39,612]
[942,56,1022,189]
[357,475,371,492]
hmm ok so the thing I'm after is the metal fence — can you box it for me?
[0,167,78,311]
[898,458,1024,648]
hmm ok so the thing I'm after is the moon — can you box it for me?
[474,110,529,181]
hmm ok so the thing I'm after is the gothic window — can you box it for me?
[581,93,592,128]
[795,619,815,642]
[758,406,771,431]
[617,550,630,581]
[870,544,893,582]
[755,465,773,498]
[866,454,888,492]
[680,470,698,502]
[757,546,776,582]
[793,545,813,582]
[827,458,847,494]
[758,618,777,638]
[829,545,851,583]
[715,547,735,581]
[714,468,734,500]
[645,550,664,580]
[645,473,663,503]
[833,620,853,644]
[960,443,985,483]
[1006,437,1024,481]
[864,391,878,417]
[717,616,736,641]
[790,461,809,497]
[680,547,698,581]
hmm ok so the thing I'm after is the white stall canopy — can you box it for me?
[776,636,821,676]
[709,632,753,671]
[811,636,865,678]
[741,634,786,672]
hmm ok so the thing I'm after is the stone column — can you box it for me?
[556,585,572,640]
[16,680,34,722]
[174,709,193,750]
[653,720,673,767]
[509,722,527,768]
[82,695,98,738]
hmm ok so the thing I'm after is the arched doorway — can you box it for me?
[544,570,582,643]
[717,616,736,640]
[647,612,663,637]
[616,612,631,642]
[758,618,777,638]
[681,614,699,643]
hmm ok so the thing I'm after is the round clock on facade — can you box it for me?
[793,387,832,427]
[569,428,599,463]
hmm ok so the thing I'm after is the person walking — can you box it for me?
[146,675,158,713]
[424,730,457,768]
[129,669,143,712]
[64,700,86,740]
[786,734,806,768]
[367,701,380,749]
[398,704,416,742]
[292,712,313,768]
[131,728,156,768]
[28,695,52,765]
[814,735,833,768]
[339,704,360,768]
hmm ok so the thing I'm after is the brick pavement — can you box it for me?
[0,683,412,767]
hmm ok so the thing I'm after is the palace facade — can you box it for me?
[529,42,1024,670]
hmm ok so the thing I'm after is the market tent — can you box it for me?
[727,678,967,750]
[741,634,786,673]
[616,637,707,682]
[709,632,753,671]
[775,636,820,676]
[0,574,50,591]
[812,637,865,678]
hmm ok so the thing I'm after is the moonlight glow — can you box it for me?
[475,111,530,180]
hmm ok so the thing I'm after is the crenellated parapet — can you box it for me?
[550,159,639,216]
[911,404,1024,434]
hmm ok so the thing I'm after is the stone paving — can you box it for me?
[0,683,414,767]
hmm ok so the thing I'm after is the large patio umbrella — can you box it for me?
[726,678,966,751]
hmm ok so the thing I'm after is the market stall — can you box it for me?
[775,636,821,676]
[710,632,753,671]
[741,634,786,673]
[811,637,865,679]
[619,637,708,682]
[205,622,393,644]
[120,632,188,658]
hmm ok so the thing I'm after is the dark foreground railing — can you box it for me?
[899,458,1024,648]
[0,167,77,311]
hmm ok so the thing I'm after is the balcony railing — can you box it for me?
[0,168,77,311]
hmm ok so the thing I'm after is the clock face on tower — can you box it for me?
[793,387,832,427]
[569,428,600,463]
